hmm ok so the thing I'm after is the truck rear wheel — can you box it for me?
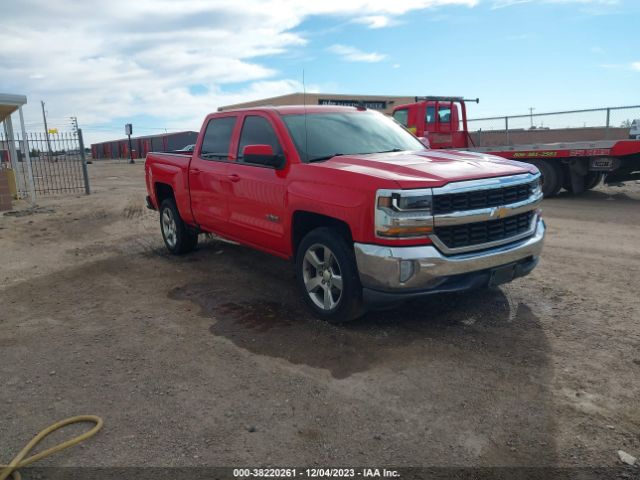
[529,159,562,197]
[585,172,603,190]
[160,199,198,254]
[296,227,366,323]
[565,172,602,192]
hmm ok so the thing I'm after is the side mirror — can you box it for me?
[242,144,283,168]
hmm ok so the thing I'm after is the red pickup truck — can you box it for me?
[145,106,545,322]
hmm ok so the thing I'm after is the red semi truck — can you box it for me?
[145,105,545,322]
[392,97,640,197]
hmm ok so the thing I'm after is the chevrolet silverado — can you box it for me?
[145,106,545,322]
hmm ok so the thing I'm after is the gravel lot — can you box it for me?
[1,161,639,473]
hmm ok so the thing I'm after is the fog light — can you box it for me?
[399,260,415,283]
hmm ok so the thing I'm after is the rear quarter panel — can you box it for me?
[145,152,195,224]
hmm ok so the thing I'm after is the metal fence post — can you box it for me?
[605,108,611,139]
[18,106,36,204]
[78,129,91,195]
[505,116,510,146]
[3,114,26,197]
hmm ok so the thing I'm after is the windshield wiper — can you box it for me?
[308,153,346,163]
[373,148,403,153]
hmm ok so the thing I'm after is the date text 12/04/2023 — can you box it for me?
[232,468,401,478]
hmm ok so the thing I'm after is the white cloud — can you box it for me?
[493,0,618,8]
[328,44,387,62]
[353,15,395,28]
[492,0,533,8]
[599,62,640,71]
[1,0,479,143]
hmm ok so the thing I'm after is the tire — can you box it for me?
[159,199,198,254]
[296,227,366,323]
[529,159,562,197]
[585,172,603,191]
[563,172,602,193]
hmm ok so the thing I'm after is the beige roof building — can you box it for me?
[219,93,416,115]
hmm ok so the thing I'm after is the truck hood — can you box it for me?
[315,149,536,189]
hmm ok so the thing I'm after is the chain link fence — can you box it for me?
[468,105,640,147]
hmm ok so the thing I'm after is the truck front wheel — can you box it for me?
[159,199,198,254]
[296,227,365,323]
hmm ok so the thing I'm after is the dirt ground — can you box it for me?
[1,161,639,472]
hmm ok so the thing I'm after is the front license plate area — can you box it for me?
[489,264,517,287]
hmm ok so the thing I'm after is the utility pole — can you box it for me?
[529,107,535,129]
[125,123,134,164]
[41,100,54,160]
[77,128,91,195]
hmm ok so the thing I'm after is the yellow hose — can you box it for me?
[0,415,103,480]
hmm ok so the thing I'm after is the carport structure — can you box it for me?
[0,93,35,203]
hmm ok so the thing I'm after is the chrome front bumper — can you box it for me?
[354,218,545,295]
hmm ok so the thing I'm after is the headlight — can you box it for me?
[531,178,542,197]
[375,189,434,238]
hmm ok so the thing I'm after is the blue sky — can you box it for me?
[1,0,638,145]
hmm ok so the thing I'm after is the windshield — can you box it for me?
[281,111,425,162]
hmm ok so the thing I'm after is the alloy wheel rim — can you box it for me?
[302,243,343,311]
[162,208,177,248]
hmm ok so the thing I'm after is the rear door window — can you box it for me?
[200,116,237,160]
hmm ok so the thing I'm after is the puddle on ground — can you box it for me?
[168,282,536,379]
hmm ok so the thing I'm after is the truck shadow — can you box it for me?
[168,238,549,374]
[168,238,557,465]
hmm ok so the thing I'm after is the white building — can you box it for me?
[0,93,35,203]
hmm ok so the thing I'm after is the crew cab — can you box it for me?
[145,106,545,322]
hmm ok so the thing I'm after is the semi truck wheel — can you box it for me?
[585,172,603,190]
[563,172,602,193]
[159,199,198,254]
[529,159,563,197]
[296,227,366,323]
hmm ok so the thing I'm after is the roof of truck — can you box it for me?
[220,105,370,115]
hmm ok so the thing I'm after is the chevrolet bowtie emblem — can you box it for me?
[491,207,509,219]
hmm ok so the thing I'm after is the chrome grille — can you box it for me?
[433,182,533,215]
[434,211,534,250]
